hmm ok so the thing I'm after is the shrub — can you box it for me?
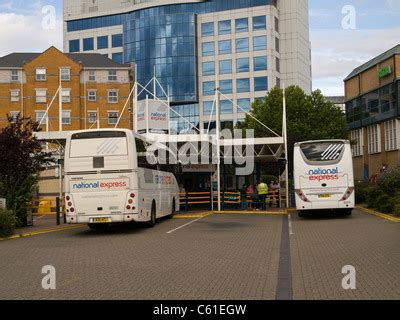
[376,167,400,196]
[390,192,400,217]
[354,181,372,204]
[0,209,16,237]
[375,194,394,214]
[366,187,383,209]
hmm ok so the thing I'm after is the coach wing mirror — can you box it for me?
[57,158,64,166]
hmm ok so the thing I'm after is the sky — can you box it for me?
[0,0,399,96]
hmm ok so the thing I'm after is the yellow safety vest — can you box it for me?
[258,183,268,195]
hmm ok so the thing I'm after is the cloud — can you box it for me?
[0,9,62,57]
[311,27,400,96]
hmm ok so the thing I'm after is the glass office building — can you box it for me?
[64,0,311,134]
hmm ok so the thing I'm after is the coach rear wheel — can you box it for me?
[146,202,156,228]
[167,199,176,219]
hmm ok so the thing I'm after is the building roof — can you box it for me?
[0,53,40,68]
[344,44,400,81]
[0,51,130,69]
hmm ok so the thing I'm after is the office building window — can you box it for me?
[69,39,80,53]
[218,20,231,35]
[237,78,250,93]
[218,40,232,55]
[253,36,267,51]
[235,18,248,33]
[112,34,123,47]
[236,38,249,53]
[253,16,266,30]
[219,59,232,74]
[10,111,19,123]
[220,100,233,114]
[108,70,117,81]
[275,37,280,53]
[88,71,96,81]
[276,57,280,72]
[276,78,281,89]
[201,22,214,36]
[237,98,251,113]
[60,68,70,81]
[108,90,119,103]
[88,112,97,124]
[62,111,71,125]
[108,112,119,125]
[83,37,94,51]
[35,89,47,103]
[202,42,215,56]
[236,58,250,73]
[385,119,398,151]
[203,81,215,96]
[351,129,363,156]
[203,101,214,116]
[112,52,123,64]
[35,111,47,124]
[254,56,268,71]
[88,90,97,102]
[202,61,215,76]
[254,76,268,91]
[61,89,71,103]
[10,90,20,102]
[367,124,381,154]
[219,80,232,94]
[11,70,19,82]
[97,36,108,49]
[35,68,46,81]
[275,17,279,32]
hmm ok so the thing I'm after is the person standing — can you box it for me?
[257,179,268,210]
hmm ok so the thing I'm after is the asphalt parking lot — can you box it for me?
[0,209,399,300]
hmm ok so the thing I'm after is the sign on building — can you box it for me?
[0,198,6,209]
[136,99,170,134]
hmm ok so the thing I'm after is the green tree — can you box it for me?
[238,86,349,173]
[239,86,348,141]
[0,115,53,226]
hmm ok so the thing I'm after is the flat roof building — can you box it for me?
[344,45,400,181]
[63,0,312,134]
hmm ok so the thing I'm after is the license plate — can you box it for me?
[92,217,111,223]
[318,194,331,198]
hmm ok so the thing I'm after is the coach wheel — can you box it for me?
[146,202,156,228]
[168,199,175,219]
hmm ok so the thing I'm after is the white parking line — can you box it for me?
[288,213,294,235]
[167,215,210,234]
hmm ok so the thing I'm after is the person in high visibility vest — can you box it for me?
[257,179,268,210]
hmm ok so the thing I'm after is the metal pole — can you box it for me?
[283,85,289,208]
[146,95,149,135]
[216,87,221,212]
[59,77,62,132]
[56,197,60,226]
[134,63,138,132]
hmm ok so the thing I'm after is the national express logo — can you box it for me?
[72,181,128,190]
[154,175,173,185]
[308,167,339,182]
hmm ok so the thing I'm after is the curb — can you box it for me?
[0,225,85,241]
[357,206,400,223]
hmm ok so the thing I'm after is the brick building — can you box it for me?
[345,45,400,181]
[0,46,133,131]
[0,46,134,198]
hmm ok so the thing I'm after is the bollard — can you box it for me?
[56,197,60,226]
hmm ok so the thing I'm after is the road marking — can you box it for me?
[0,225,85,241]
[167,214,211,234]
[276,214,293,300]
[213,210,288,215]
[288,213,294,235]
[357,206,400,223]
